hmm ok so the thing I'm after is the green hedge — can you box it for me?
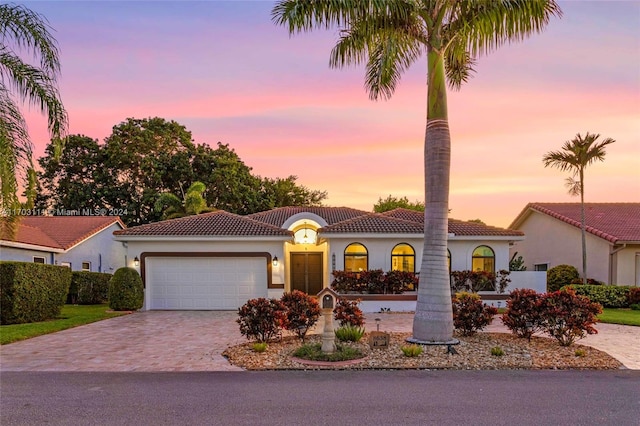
[562,284,631,308]
[0,261,72,325]
[68,271,112,304]
[109,267,144,311]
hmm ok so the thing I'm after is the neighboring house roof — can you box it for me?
[248,206,368,227]
[382,208,524,237]
[509,203,640,244]
[113,210,292,237]
[1,216,125,250]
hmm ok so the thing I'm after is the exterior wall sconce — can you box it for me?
[272,256,279,267]
[134,256,139,267]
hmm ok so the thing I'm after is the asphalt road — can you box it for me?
[1,370,639,426]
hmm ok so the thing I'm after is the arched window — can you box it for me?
[472,245,495,273]
[344,243,368,272]
[391,243,415,272]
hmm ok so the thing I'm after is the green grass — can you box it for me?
[1,304,127,345]
[597,308,640,327]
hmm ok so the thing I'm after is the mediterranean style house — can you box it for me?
[0,216,126,273]
[509,203,640,286]
[113,207,525,311]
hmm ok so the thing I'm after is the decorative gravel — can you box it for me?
[222,331,623,371]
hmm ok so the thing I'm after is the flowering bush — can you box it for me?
[333,298,365,327]
[539,289,602,346]
[237,298,286,343]
[280,290,321,341]
[501,288,544,339]
[452,292,497,336]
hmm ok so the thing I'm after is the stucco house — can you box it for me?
[0,216,126,273]
[113,207,524,311]
[509,203,640,286]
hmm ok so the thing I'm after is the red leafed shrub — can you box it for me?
[501,288,544,339]
[452,292,498,336]
[361,269,385,294]
[333,298,365,327]
[237,298,286,343]
[280,290,321,341]
[627,287,640,306]
[539,288,602,346]
[330,271,365,293]
[385,270,419,293]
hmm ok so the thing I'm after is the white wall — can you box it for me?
[57,223,126,272]
[508,271,547,293]
[0,246,55,264]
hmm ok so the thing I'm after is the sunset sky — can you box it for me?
[20,1,640,228]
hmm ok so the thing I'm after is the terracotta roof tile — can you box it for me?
[248,206,368,227]
[381,208,524,237]
[1,216,124,250]
[320,213,424,234]
[114,210,292,237]
[512,203,640,243]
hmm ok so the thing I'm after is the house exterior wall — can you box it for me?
[510,211,612,283]
[56,223,126,272]
[0,246,56,264]
[613,245,640,285]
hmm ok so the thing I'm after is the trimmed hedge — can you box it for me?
[108,267,144,311]
[0,261,72,325]
[547,264,579,292]
[330,270,418,294]
[68,271,112,304]
[562,284,632,308]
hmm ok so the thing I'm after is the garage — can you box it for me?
[145,256,268,310]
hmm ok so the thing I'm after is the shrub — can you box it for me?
[401,344,423,357]
[450,270,510,293]
[627,287,640,306]
[108,267,144,311]
[563,284,630,308]
[252,342,268,353]
[452,292,498,336]
[630,304,640,311]
[292,343,363,362]
[361,269,386,294]
[570,278,604,286]
[384,270,419,293]
[574,348,586,358]
[335,325,365,342]
[539,289,602,346]
[501,288,544,339]
[0,261,72,325]
[333,298,365,327]
[68,271,112,304]
[330,270,418,294]
[280,290,321,341]
[330,271,364,293]
[237,298,286,343]
[490,346,504,356]
[547,264,579,292]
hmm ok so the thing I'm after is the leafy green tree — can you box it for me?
[37,135,106,212]
[102,117,195,225]
[259,175,327,211]
[0,4,67,232]
[543,132,615,285]
[373,195,424,213]
[155,181,213,220]
[273,0,561,343]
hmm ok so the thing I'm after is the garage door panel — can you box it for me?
[146,257,267,310]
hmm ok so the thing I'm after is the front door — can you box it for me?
[291,252,323,295]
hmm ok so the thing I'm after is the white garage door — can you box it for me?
[146,257,268,310]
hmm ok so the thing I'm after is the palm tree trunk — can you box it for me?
[580,168,587,285]
[411,46,454,343]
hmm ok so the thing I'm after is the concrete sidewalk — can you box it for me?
[1,311,637,371]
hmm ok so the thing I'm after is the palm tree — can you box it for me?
[273,0,561,343]
[543,132,615,285]
[0,4,67,233]
[155,181,213,220]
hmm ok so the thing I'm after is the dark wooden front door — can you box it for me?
[290,253,323,295]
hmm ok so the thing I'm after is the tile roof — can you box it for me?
[320,213,424,234]
[248,206,368,227]
[381,208,524,237]
[114,210,292,237]
[511,203,640,243]
[1,216,124,250]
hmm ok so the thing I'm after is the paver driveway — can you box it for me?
[1,311,638,371]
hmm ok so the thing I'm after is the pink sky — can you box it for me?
[20,1,640,228]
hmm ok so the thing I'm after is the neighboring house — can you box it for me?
[509,203,640,286]
[0,216,126,273]
[113,207,524,311]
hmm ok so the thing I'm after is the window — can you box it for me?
[81,262,91,271]
[60,262,71,268]
[33,256,45,264]
[344,243,368,272]
[472,246,495,273]
[534,263,548,272]
[391,243,415,272]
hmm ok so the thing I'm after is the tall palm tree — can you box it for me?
[543,132,615,285]
[273,0,561,343]
[0,4,67,233]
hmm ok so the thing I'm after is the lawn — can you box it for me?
[1,304,127,345]
[597,308,640,327]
